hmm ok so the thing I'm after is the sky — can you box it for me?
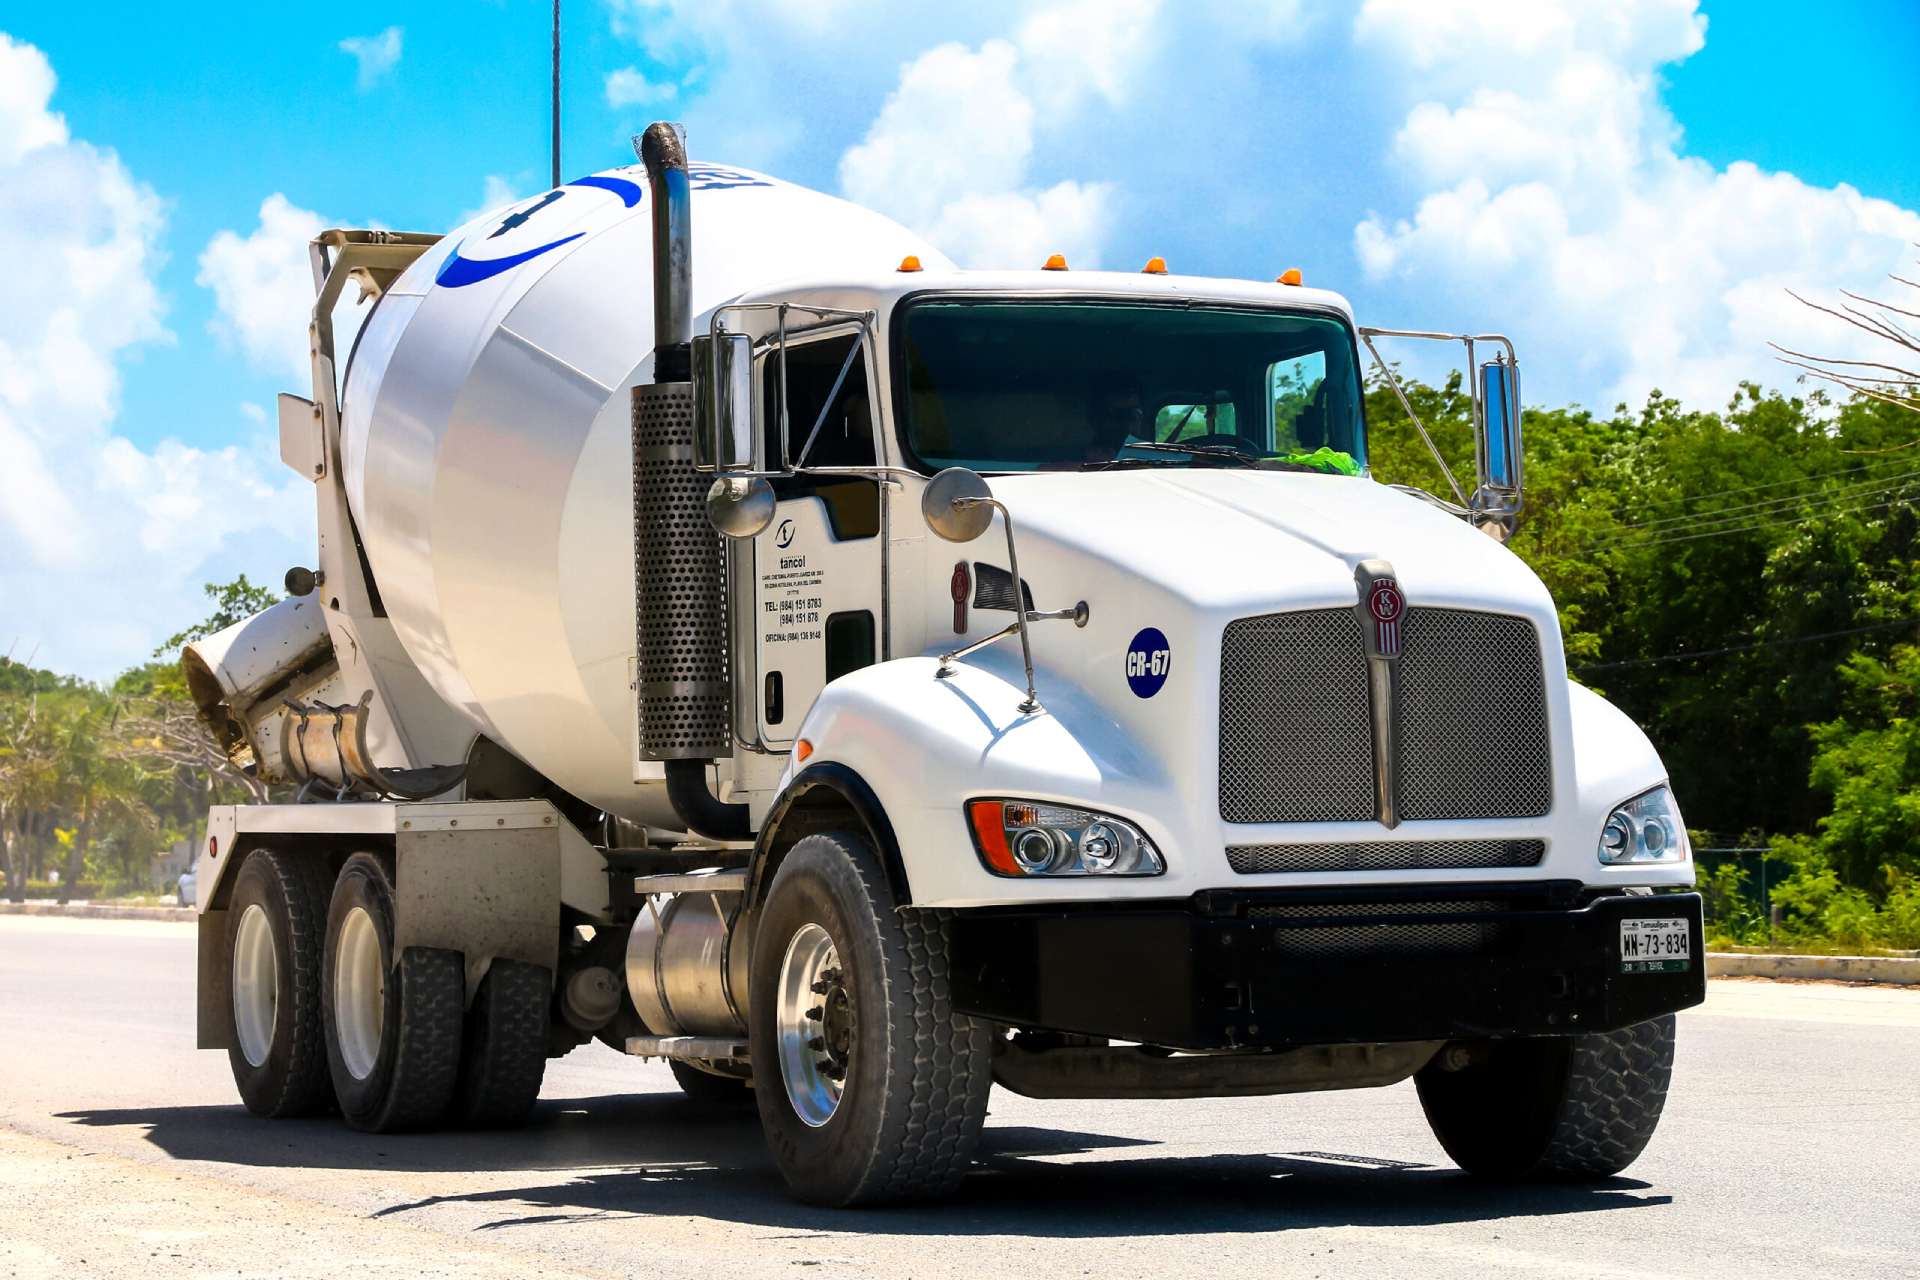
[2,0,1918,681]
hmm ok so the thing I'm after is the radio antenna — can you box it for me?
[550,0,562,189]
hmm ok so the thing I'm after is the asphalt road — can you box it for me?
[1,916,1915,1279]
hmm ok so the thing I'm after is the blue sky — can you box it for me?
[3,0,1918,679]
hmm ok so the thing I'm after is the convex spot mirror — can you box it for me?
[707,476,776,539]
[922,468,994,542]
[1478,358,1521,492]
[692,331,757,473]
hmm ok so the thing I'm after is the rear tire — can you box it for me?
[322,853,464,1132]
[670,1059,754,1107]
[453,958,551,1128]
[748,831,992,1206]
[1416,1014,1678,1180]
[225,850,334,1118]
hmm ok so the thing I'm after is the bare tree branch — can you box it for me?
[1768,342,1920,380]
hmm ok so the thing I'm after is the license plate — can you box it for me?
[1620,917,1691,974]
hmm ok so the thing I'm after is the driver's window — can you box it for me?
[758,332,880,540]
[1269,351,1328,452]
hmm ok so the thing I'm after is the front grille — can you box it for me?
[1248,898,1510,956]
[1226,839,1545,875]
[1395,609,1552,820]
[1219,610,1374,823]
[1218,606,1552,823]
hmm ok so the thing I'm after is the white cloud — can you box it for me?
[339,26,403,91]
[605,66,679,108]
[1352,0,1920,408]
[197,194,330,385]
[0,34,310,680]
[836,7,1165,268]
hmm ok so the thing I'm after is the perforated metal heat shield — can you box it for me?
[633,382,731,760]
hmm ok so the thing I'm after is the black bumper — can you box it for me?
[947,883,1705,1051]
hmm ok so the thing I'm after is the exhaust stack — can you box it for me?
[630,121,749,840]
[639,122,692,381]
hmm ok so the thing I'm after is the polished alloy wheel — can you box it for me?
[775,922,853,1127]
[333,905,386,1080]
[231,903,278,1068]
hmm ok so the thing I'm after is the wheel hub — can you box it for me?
[232,903,278,1068]
[334,905,386,1081]
[775,923,853,1126]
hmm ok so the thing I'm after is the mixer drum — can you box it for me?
[337,165,944,822]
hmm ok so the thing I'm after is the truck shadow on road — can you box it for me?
[58,1092,1669,1238]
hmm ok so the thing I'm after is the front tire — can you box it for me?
[322,853,465,1133]
[225,850,334,1118]
[1416,1014,1678,1180]
[749,832,992,1206]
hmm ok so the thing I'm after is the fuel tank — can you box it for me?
[340,163,944,821]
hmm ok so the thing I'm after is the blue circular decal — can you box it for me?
[1126,627,1172,698]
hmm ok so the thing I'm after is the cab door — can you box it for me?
[750,328,884,746]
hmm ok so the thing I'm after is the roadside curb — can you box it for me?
[1708,951,1920,986]
[0,902,193,923]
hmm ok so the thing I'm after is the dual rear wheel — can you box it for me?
[224,849,549,1132]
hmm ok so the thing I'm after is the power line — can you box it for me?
[1616,493,1915,551]
[1571,616,1920,674]
[1616,453,1918,517]
[1611,465,1920,536]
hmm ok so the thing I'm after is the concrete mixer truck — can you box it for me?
[181,123,1703,1205]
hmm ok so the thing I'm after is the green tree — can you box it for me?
[155,574,279,656]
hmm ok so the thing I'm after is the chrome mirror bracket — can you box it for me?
[928,490,1087,715]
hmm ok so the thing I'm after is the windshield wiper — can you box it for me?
[1107,441,1325,474]
[1112,441,1260,466]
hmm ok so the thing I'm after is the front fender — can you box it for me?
[782,655,1182,908]
[1565,682,1695,888]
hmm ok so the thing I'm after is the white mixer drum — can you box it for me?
[339,163,945,820]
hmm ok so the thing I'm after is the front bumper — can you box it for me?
[947,882,1705,1051]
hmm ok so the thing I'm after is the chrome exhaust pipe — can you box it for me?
[637,121,691,382]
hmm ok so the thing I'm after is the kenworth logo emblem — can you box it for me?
[1367,578,1405,659]
[1353,558,1405,827]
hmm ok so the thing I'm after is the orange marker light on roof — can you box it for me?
[1142,256,1168,274]
[1042,253,1069,271]
[1278,267,1304,286]
[897,254,923,273]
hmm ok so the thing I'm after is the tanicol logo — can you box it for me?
[435,166,775,289]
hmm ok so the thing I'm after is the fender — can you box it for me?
[776,654,1185,909]
[750,761,912,909]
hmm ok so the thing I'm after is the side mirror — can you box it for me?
[1477,358,1521,493]
[706,475,776,539]
[692,331,757,473]
[921,468,994,542]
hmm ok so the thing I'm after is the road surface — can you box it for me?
[1,914,1915,1278]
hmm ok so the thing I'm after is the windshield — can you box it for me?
[899,300,1366,475]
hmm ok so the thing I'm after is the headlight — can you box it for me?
[966,799,1166,877]
[1597,786,1689,864]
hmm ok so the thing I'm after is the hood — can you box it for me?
[986,469,1555,624]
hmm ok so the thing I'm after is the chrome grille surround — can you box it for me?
[1217,606,1552,824]
[1226,839,1545,875]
